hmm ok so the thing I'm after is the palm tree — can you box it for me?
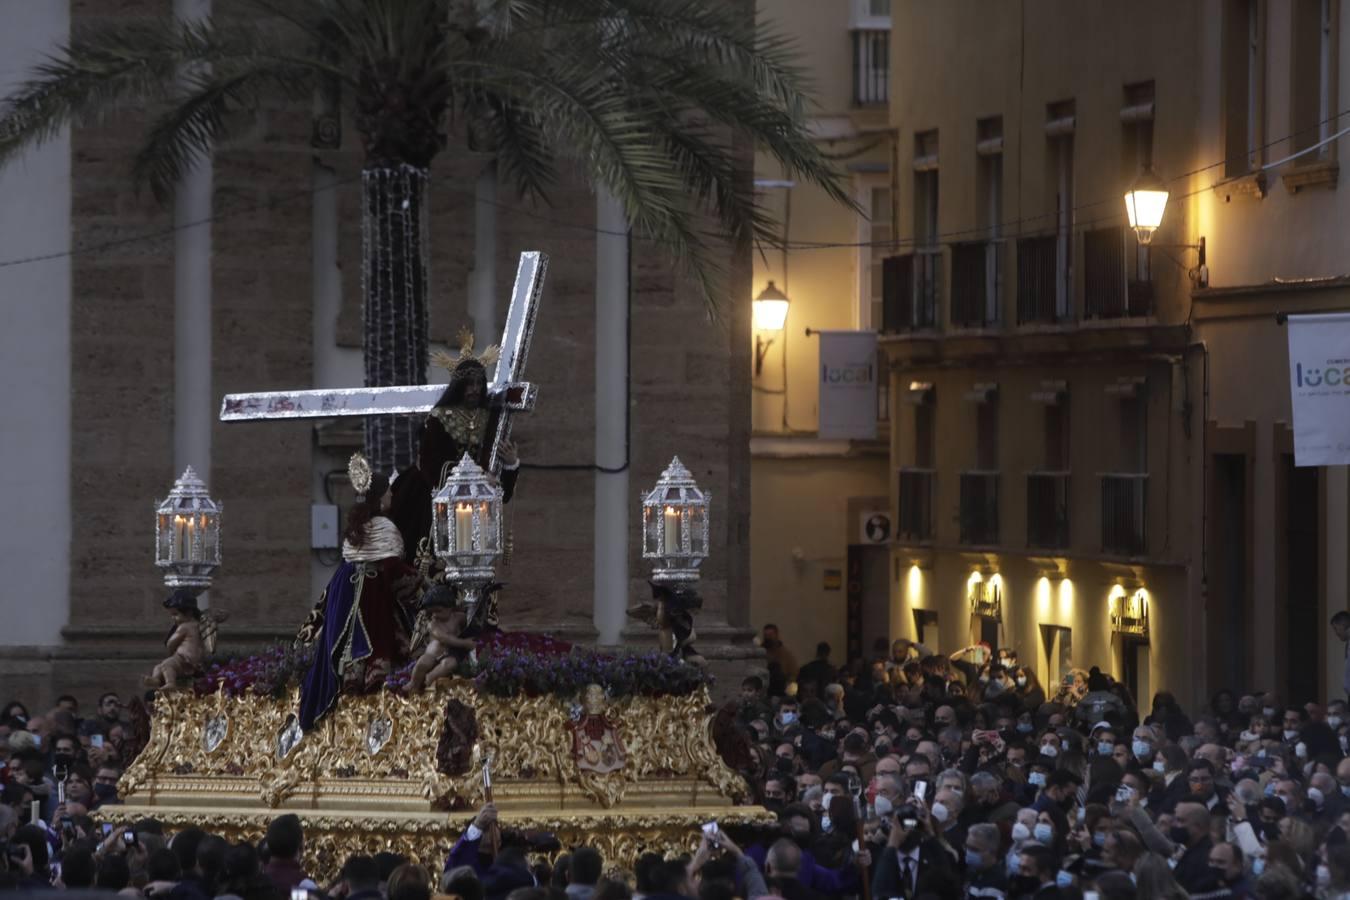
[0,0,847,472]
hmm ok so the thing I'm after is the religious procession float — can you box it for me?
[109,253,767,873]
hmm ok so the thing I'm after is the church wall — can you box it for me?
[0,0,757,705]
[0,0,72,650]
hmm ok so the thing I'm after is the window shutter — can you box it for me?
[882,254,914,332]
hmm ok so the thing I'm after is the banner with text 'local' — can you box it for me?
[1287,312,1350,466]
[817,330,878,440]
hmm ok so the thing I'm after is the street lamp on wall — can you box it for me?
[1123,166,1208,287]
[753,281,789,376]
[1123,166,1169,245]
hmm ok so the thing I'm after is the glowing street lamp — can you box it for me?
[753,281,790,376]
[1123,166,1169,246]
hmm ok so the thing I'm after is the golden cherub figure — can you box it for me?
[144,588,227,690]
[407,585,476,693]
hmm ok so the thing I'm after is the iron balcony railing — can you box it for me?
[881,250,941,333]
[951,239,1003,328]
[1101,473,1148,556]
[897,468,935,541]
[1027,472,1070,549]
[1084,225,1154,319]
[1016,234,1062,324]
[852,29,890,106]
[959,472,1000,546]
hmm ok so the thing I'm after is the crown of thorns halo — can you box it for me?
[348,451,373,500]
[431,327,501,375]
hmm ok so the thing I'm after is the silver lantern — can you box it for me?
[642,456,710,584]
[432,454,503,606]
[154,466,222,593]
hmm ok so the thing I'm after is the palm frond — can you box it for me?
[463,50,726,308]
[134,62,317,202]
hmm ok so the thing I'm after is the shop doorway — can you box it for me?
[1119,637,1151,708]
[1040,623,1073,693]
[914,609,939,647]
[970,615,1000,653]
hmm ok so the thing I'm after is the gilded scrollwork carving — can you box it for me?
[115,683,762,869]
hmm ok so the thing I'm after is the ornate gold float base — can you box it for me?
[109,684,770,872]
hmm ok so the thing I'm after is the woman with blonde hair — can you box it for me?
[1133,852,1190,899]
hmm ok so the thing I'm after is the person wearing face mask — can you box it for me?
[1129,726,1156,764]
[871,804,958,899]
[931,787,967,862]
[963,771,1020,829]
[962,823,1008,899]
[1021,763,1052,807]
[1006,818,1033,877]
[812,794,862,870]
[1169,802,1221,894]
[772,700,802,739]
[746,804,868,897]
[1206,841,1251,898]
[1014,668,1046,713]
[1012,844,1066,899]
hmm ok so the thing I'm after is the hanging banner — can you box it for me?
[818,330,879,440]
[1287,313,1350,466]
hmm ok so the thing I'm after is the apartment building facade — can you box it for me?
[749,0,894,667]
[882,0,1206,706]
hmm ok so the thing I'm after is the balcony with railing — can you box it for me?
[1085,225,1153,319]
[1101,474,1147,556]
[951,240,1003,328]
[959,472,1000,546]
[1027,472,1070,549]
[897,469,935,541]
[1016,234,1065,325]
[881,250,941,333]
[852,29,890,106]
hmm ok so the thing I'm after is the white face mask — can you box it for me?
[1011,822,1031,843]
[931,801,950,824]
[1153,758,1167,773]
[820,815,832,833]
[1330,715,1343,729]
[1284,729,1299,741]
[1263,707,1276,717]
[1295,742,1308,759]
[873,795,893,818]
[1041,744,1060,758]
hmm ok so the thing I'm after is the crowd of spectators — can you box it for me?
[7,618,1350,899]
[729,621,1350,898]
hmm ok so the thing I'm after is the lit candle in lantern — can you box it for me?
[174,515,187,557]
[455,502,474,552]
[663,506,681,555]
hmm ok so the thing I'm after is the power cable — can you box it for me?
[0,106,1346,271]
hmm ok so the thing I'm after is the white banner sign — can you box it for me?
[1287,312,1350,466]
[818,330,878,440]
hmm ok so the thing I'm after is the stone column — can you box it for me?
[172,0,213,490]
[468,160,498,339]
[594,189,630,645]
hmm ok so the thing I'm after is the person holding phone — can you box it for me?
[870,803,958,898]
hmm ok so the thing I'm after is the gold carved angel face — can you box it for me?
[582,684,606,716]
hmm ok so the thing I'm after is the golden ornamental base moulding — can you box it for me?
[100,806,776,877]
[114,683,767,870]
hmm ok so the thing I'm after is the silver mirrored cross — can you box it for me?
[219,252,547,475]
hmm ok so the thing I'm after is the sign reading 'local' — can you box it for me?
[1287,312,1350,466]
[817,330,879,440]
